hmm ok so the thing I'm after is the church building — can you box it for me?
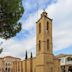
[21,11,61,72]
[0,11,61,72]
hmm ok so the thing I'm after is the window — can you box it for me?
[61,58,64,63]
[61,66,65,72]
[67,57,72,61]
[8,68,10,72]
[47,21,49,30]
[6,63,7,66]
[51,67,53,72]
[39,40,41,51]
[5,68,7,71]
[39,23,41,33]
[47,39,49,50]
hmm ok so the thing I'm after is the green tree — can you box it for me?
[0,0,24,39]
[0,42,3,54]
[0,48,3,54]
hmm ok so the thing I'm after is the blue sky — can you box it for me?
[0,0,72,59]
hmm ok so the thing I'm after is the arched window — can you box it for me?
[47,21,49,30]
[39,40,41,51]
[47,39,49,50]
[39,23,41,33]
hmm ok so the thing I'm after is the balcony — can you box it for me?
[66,61,72,65]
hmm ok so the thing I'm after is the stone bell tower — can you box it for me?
[36,11,54,72]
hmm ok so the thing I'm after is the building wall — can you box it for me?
[57,54,72,72]
[0,11,61,72]
[13,61,17,72]
[13,60,22,72]
[17,61,22,72]
[0,56,61,72]
[54,58,61,72]
[22,57,36,72]
[0,58,3,72]
[0,56,21,72]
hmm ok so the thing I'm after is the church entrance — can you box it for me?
[68,66,72,72]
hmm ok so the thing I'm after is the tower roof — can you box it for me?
[41,10,47,17]
[36,11,52,23]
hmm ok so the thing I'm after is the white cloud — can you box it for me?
[22,9,43,30]
[46,0,72,51]
[0,0,72,58]
[22,13,36,30]
[0,37,36,58]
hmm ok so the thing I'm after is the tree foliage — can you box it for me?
[0,48,3,54]
[0,0,24,39]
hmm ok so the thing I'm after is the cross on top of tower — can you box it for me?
[41,9,47,17]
